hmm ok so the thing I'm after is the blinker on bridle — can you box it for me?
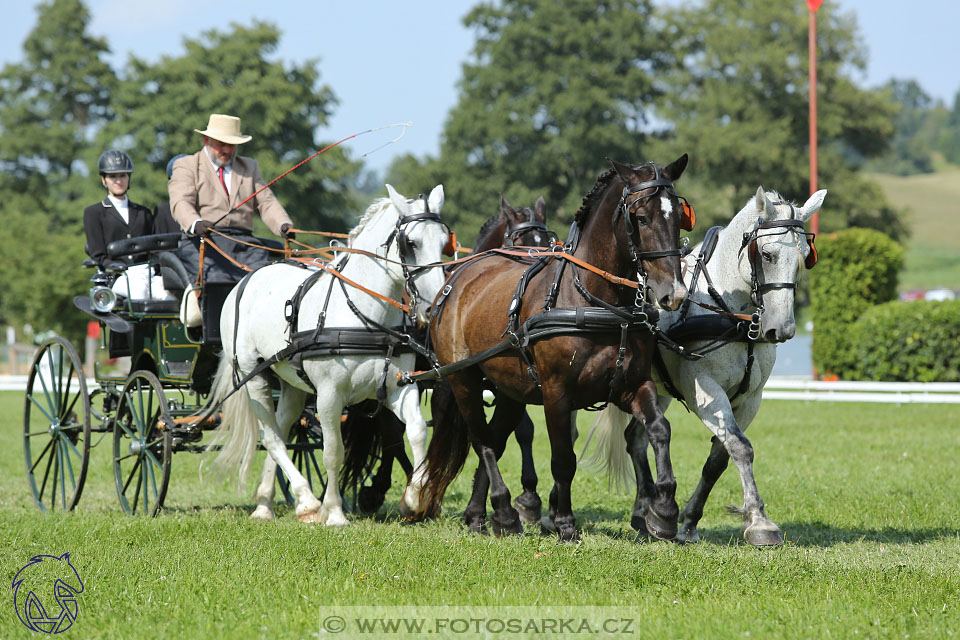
[614,163,694,271]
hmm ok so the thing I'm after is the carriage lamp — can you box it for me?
[90,286,117,313]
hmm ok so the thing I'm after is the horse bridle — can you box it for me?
[614,162,691,306]
[385,195,453,317]
[502,212,558,247]
[738,210,817,339]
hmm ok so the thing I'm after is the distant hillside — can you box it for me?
[864,167,960,291]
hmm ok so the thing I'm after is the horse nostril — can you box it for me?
[764,328,779,342]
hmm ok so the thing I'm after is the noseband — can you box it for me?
[738,210,815,336]
[503,215,557,247]
[384,195,451,317]
[613,163,689,305]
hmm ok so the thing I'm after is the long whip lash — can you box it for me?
[231,122,413,212]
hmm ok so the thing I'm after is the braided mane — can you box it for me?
[574,168,619,225]
[348,197,392,242]
[476,212,504,240]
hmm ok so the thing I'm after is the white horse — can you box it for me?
[206,184,449,525]
[583,187,826,545]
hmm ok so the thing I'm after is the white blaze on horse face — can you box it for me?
[660,194,673,221]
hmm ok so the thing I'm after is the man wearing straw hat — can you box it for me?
[169,113,294,239]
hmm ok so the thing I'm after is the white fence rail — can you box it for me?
[762,378,960,404]
[3,375,960,404]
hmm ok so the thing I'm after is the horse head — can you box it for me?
[608,154,690,311]
[499,194,552,247]
[385,184,450,324]
[741,187,826,342]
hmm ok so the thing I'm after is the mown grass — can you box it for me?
[2,391,959,638]
[866,167,960,291]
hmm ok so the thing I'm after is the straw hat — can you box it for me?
[194,114,252,145]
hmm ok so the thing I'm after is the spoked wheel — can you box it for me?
[277,412,327,506]
[113,371,173,516]
[23,336,91,512]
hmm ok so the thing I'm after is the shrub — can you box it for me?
[851,300,960,382]
[810,228,903,378]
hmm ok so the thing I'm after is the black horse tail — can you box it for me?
[340,401,385,491]
[417,380,470,515]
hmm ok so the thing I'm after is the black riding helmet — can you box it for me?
[97,150,134,176]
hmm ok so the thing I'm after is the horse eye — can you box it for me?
[761,250,773,262]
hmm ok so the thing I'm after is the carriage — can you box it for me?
[22,230,342,516]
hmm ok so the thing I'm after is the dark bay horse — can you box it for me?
[417,156,691,541]
[347,194,555,516]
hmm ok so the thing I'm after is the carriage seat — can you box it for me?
[106,232,182,261]
[156,251,191,296]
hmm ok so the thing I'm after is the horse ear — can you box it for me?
[607,158,635,184]
[663,153,689,181]
[798,189,827,223]
[386,184,411,216]
[499,193,512,216]
[754,186,775,220]
[427,184,445,213]
[534,195,547,222]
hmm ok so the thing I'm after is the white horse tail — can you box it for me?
[578,405,636,492]
[203,355,259,491]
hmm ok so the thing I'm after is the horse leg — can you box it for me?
[388,385,433,520]
[250,385,308,521]
[542,400,580,542]
[467,398,529,532]
[675,436,729,544]
[307,395,351,527]
[512,410,542,523]
[451,373,522,537]
[624,418,656,534]
[628,381,678,540]
[685,387,781,545]
[246,379,324,522]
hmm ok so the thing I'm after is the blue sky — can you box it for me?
[2,1,957,172]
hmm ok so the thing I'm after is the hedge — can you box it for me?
[851,300,960,382]
[810,228,903,378]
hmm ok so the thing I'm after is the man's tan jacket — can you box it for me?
[169,150,292,235]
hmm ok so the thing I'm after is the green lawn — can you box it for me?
[2,391,959,638]
[867,168,960,291]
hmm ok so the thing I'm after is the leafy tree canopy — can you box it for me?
[646,0,905,240]
[390,0,669,244]
[100,21,361,231]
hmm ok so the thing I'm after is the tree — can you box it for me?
[0,0,117,340]
[648,0,906,241]
[0,0,117,220]
[389,0,670,243]
[101,22,362,231]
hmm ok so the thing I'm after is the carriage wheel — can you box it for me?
[277,412,327,506]
[112,371,173,516]
[23,336,91,512]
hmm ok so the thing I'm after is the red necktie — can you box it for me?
[217,166,229,198]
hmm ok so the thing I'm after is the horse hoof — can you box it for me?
[491,516,523,537]
[297,510,324,524]
[513,493,542,524]
[397,498,420,522]
[674,526,701,545]
[644,509,678,541]
[357,486,386,514]
[250,505,275,521]
[557,526,581,544]
[745,527,783,546]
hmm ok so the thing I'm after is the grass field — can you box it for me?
[866,167,960,291]
[2,391,959,639]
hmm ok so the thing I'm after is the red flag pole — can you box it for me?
[808,0,820,235]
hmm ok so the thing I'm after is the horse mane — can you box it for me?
[574,168,619,225]
[348,198,392,242]
[477,212,503,239]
